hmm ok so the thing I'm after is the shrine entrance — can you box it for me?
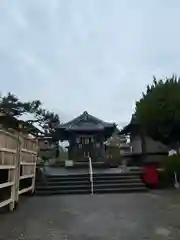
[74,134,104,161]
[54,111,116,162]
[77,135,94,158]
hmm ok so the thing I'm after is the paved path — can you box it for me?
[1,191,180,239]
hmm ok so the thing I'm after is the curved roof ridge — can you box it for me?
[58,111,116,130]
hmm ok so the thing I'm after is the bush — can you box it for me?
[50,158,65,167]
[160,155,180,187]
[158,170,173,188]
[106,157,121,167]
[162,155,180,174]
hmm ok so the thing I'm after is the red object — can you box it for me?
[142,164,158,187]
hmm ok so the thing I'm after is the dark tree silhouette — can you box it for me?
[135,75,180,150]
[0,92,60,135]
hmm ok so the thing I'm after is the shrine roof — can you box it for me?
[58,111,116,131]
[119,114,139,134]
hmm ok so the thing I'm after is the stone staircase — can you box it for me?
[70,161,114,168]
[35,170,147,195]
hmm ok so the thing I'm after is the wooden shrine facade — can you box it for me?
[54,111,116,162]
[67,132,107,161]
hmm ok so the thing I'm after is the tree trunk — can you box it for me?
[140,127,146,154]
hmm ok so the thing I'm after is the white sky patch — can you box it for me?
[0,0,8,8]
[17,51,52,80]
[7,6,28,30]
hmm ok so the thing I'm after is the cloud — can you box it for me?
[9,8,28,30]
[0,0,180,125]
[17,51,50,79]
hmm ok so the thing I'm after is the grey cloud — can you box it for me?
[0,0,180,126]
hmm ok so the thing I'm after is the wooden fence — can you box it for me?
[0,129,38,211]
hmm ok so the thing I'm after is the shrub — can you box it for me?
[160,155,180,186]
[163,155,180,174]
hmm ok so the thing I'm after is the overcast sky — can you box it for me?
[0,0,180,127]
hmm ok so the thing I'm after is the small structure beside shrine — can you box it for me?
[38,136,59,164]
[106,129,131,155]
[120,114,168,165]
[53,111,117,163]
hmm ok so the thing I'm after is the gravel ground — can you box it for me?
[1,191,180,239]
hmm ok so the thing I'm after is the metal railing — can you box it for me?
[88,155,93,194]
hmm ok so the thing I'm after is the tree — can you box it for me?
[135,75,180,150]
[33,108,60,134]
[0,92,42,116]
[0,92,60,135]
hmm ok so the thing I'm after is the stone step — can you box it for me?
[43,180,90,186]
[44,176,89,182]
[93,171,142,176]
[93,182,145,189]
[36,181,144,191]
[36,178,142,186]
[35,187,147,195]
[93,178,142,183]
[45,171,142,180]
[39,175,142,184]
[46,173,89,177]
[38,175,142,185]
[36,183,91,191]
[35,189,91,195]
[35,183,144,193]
[94,187,147,194]
[93,175,142,181]
[68,163,114,169]
[35,170,147,195]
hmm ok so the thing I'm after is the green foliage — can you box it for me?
[0,92,41,116]
[106,146,122,167]
[107,146,120,158]
[162,155,180,175]
[33,108,60,134]
[0,92,60,134]
[135,75,180,147]
[39,145,68,163]
[57,147,68,161]
[159,155,180,187]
